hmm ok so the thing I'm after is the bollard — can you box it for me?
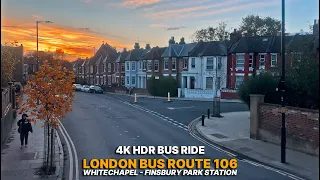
[134,93,137,103]
[207,109,210,119]
[167,92,171,102]
[202,114,205,126]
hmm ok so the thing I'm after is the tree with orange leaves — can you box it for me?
[19,60,75,173]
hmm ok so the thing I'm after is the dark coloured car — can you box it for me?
[89,85,104,94]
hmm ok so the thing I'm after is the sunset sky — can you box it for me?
[1,0,319,61]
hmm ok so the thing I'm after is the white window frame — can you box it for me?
[183,58,188,69]
[126,62,130,71]
[191,58,196,68]
[90,65,93,73]
[236,54,245,69]
[154,60,159,72]
[107,63,111,72]
[121,77,125,86]
[107,75,111,85]
[164,58,169,70]
[121,63,125,72]
[249,54,253,68]
[139,61,142,70]
[206,77,213,89]
[259,54,265,69]
[271,54,277,67]
[131,62,136,71]
[206,57,214,70]
[235,75,244,89]
[217,57,222,70]
[131,76,136,85]
[116,63,119,72]
[143,61,147,70]
[172,58,176,70]
[126,76,130,85]
[147,60,152,72]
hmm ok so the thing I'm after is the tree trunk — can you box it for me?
[50,128,55,170]
[46,124,50,174]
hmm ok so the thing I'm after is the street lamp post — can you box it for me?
[36,21,53,105]
[280,0,287,164]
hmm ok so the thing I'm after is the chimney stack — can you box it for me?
[134,43,140,49]
[145,44,151,50]
[123,48,127,52]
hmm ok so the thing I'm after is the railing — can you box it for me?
[182,88,221,99]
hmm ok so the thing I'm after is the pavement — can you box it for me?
[58,91,310,180]
[1,100,64,180]
[105,92,248,127]
[195,111,319,180]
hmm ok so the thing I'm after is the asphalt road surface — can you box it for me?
[59,92,298,180]
[105,93,249,126]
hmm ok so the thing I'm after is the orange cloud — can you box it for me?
[1,17,131,61]
[120,0,163,8]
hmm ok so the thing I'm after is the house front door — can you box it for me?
[190,76,195,89]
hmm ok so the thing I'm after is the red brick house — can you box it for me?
[113,48,128,87]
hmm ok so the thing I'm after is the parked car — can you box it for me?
[74,84,82,91]
[81,85,90,92]
[89,85,104,94]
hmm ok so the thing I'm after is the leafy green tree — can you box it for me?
[239,15,281,36]
[192,22,229,42]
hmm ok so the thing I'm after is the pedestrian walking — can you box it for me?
[17,114,33,149]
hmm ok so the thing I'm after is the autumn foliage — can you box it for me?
[19,60,75,127]
[1,44,21,86]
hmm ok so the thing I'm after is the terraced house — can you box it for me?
[161,42,197,86]
[113,48,128,87]
[124,43,147,88]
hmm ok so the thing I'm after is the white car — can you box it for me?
[81,85,90,92]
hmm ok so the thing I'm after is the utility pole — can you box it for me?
[280,0,287,164]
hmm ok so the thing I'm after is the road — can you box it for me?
[58,92,298,180]
[105,93,249,126]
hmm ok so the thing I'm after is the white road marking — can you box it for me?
[59,119,80,180]
[167,106,194,110]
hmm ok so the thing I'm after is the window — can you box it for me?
[116,63,119,72]
[172,59,176,70]
[132,76,136,84]
[259,54,265,67]
[32,65,36,72]
[139,61,142,70]
[154,60,159,71]
[147,61,152,71]
[217,57,222,70]
[103,76,106,85]
[191,58,195,68]
[107,76,111,85]
[236,76,244,88]
[249,55,253,68]
[82,67,85,73]
[206,58,214,70]
[183,59,188,69]
[271,54,277,67]
[216,77,221,90]
[90,65,93,73]
[113,63,116,72]
[131,62,136,71]
[206,77,213,89]
[108,63,111,72]
[164,59,169,70]
[236,55,244,68]
[121,64,125,72]
[143,61,147,70]
[121,77,125,86]
[126,76,130,85]
[126,62,130,71]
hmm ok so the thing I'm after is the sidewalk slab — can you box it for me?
[195,111,319,180]
[106,92,243,103]
[1,97,64,180]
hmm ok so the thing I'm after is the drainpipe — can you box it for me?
[200,55,203,89]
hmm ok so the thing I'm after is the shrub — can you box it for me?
[237,72,278,108]
[147,76,179,97]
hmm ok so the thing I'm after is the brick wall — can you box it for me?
[258,103,319,156]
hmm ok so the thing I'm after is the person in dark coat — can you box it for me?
[17,114,33,149]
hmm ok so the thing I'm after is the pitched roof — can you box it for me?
[89,43,118,65]
[228,35,314,54]
[115,49,129,63]
[125,48,146,61]
[161,43,197,58]
[189,41,227,57]
[142,47,167,60]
